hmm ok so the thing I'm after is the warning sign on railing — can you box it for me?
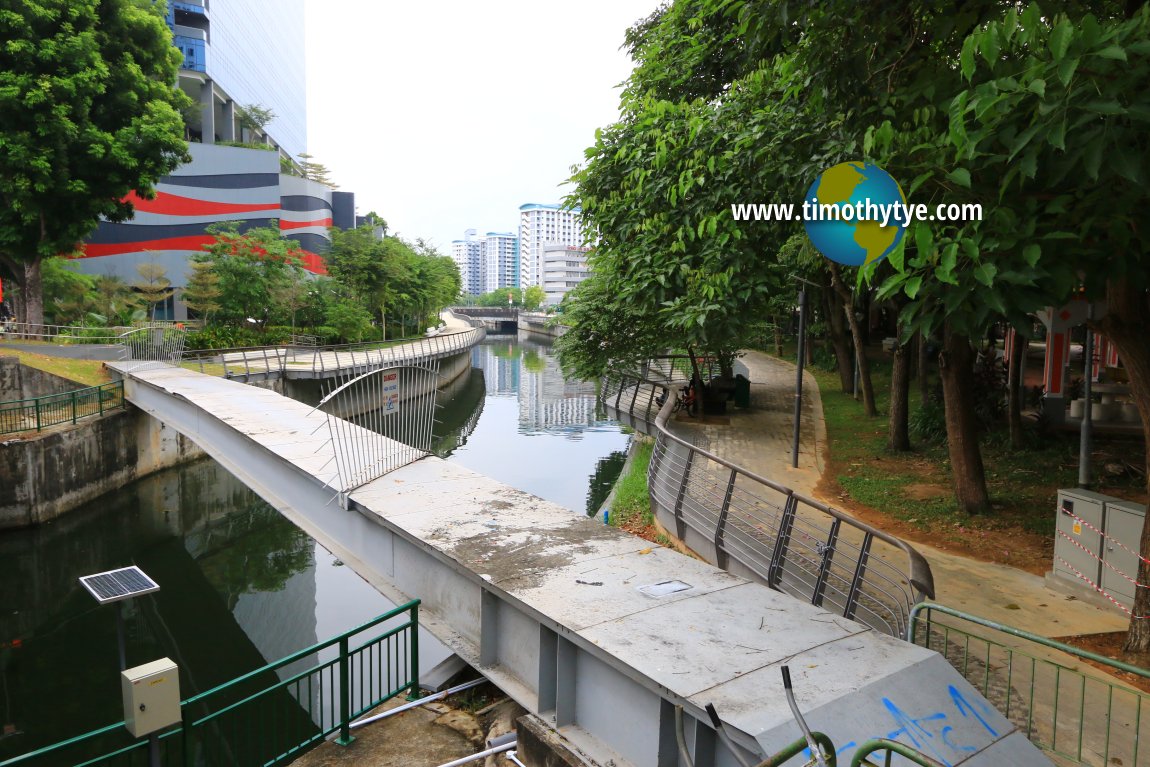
[382,372,400,414]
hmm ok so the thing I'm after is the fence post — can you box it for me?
[673,450,694,540]
[34,398,41,431]
[715,468,737,569]
[408,603,421,701]
[336,635,355,746]
[98,385,104,416]
[71,390,78,424]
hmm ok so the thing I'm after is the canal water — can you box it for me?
[0,335,630,759]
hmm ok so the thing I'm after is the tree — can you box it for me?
[195,223,306,326]
[895,4,1150,649]
[40,258,95,326]
[296,153,338,188]
[523,285,546,311]
[0,0,189,327]
[181,260,221,321]
[236,103,275,142]
[133,259,174,320]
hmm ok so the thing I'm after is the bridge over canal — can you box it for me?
[105,342,1048,766]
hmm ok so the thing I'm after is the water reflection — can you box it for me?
[0,460,447,759]
[441,337,631,515]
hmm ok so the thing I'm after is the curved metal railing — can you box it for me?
[181,326,486,382]
[602,360,934,638]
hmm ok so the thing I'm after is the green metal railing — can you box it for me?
[850,738,946,766]
[0,381,125,435]
[0,600,420,767]
[908,602,1150,766]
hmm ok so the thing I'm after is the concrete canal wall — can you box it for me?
[517,313,568,339]
[0,346,475,530]
[0,406,203,529]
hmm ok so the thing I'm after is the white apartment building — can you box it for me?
[542,244,590,305]
[518,203,583,289]
[483,232,519,294]
[451,229,484,295]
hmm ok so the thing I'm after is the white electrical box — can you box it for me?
[121,658,181,737]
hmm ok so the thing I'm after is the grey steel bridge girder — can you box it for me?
[112,364,1050,767]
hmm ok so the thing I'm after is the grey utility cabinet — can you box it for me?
[1053,488,1147,610]
[1053,489,1108,586]
[1100,500,1147,607]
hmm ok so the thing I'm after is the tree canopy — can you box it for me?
[568,0,1150,646]
[0,0,189,325]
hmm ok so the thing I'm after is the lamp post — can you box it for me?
[791,276,818,469]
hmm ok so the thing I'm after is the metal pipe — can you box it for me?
[675,705,696,767]
[704,703,754,767]
[1078,304,1094,489]
[350,677,487,729]
[792,288,807,469]
[782,666,827,767]
[431,740,516,767]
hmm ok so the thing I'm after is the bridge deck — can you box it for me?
[110,362,1048,767]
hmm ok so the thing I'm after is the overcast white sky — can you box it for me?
[304,1,660,254]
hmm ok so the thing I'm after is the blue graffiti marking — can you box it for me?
[949,685,999,738]
[883,698,951,767]
[941,725,977,753]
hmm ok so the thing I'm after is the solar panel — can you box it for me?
[78,566,159,604]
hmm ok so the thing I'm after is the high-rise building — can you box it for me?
[71,0,351,320]
[170,0,307,161]
[518,204,584,289]
[542,244,590,305]
[483,233,519,294]
[452,231,484,296]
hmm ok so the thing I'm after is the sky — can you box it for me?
[304,1,661,255]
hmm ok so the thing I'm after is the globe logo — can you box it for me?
[803,161,907,267]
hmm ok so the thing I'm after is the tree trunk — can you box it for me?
[1096,282,1150,652]
[938,325,991,514]
[823,283,854,392]
[1007,329,1026,450]
[889,335,911,451]
[918,331,931,404]
[21,257,44,331]
[830,263,877,416]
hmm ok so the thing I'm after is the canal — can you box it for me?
[0,334,631,759]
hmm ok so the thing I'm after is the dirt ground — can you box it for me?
[1051,632,1150,694]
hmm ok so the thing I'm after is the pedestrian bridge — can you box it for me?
[107,354,1048,766]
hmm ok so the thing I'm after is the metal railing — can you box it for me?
[0,381,125,434]
[181,327,485,382]
[908,603,1150,766]
[0,600,420,767]
[602,361,934,638]
[850,739,946,766]
[0,321,194,344]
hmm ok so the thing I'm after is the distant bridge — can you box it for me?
[449,307,519,334]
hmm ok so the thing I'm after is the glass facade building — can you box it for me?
[166,0,307,160]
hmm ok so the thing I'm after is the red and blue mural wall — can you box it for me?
[75,143,345,290]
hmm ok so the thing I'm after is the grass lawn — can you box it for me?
[805,345,1146,573]
[0,347,111,388]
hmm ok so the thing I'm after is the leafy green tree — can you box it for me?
[236,103,275,142]
[195,223,306,327]
[0,0,189,326]
[873,4,1150,647]
[296,153,338,188]
[40,258,95,325]
[523,285,546,311]
[324,298,374,343]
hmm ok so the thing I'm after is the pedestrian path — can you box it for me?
[666,350,1126,638]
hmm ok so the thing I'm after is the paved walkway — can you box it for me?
[666,350,1127,639]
